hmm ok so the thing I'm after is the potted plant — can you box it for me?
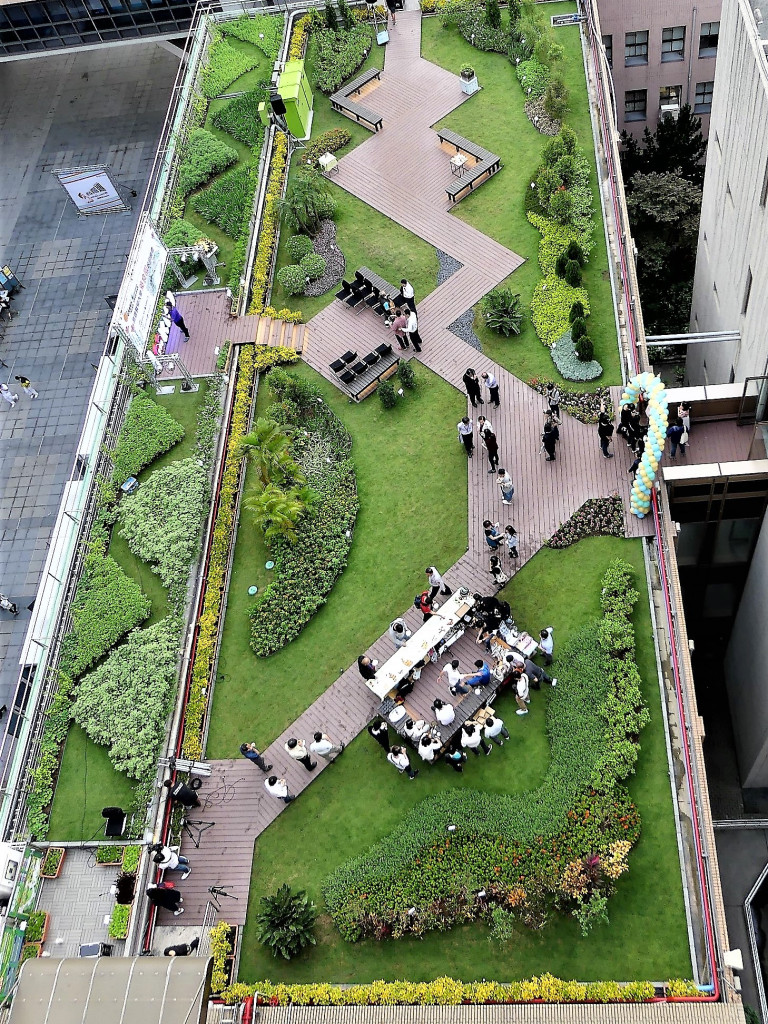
[96,845,124,866]
[108,903,131,940]
[460,64,479,95]
[40,848,66,879]
[460,64,475,80]
[25,910,49,945]
[121,846,141,875]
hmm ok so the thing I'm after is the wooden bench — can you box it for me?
[436,127,501,203]
[330,67,383,132]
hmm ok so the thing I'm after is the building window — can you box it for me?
[602,34,613,68]
[661,26,685,62]
[699,21,719,57]
[694,81,714,114]
[625,30,649,66]
[660,85,682,110]
[742,267,753,315]
[624,89,648,121]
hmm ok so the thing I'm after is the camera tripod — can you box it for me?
[181,817,215,848]
[208,885,239,911]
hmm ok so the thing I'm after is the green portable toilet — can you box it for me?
[277,59,313,139]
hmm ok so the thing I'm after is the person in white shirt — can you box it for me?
[418,734,441,763]
[438,658,470,695]
[481,370,500,407]
[539,627,554,665]
[403,718,429,743]
[388,617,412,649]
[483,714,510,746]
[405,309,422,351]
[310,731,344,761]
[387,745,419,779]
[461,721,491,756]
[151,843,191,878]
[285,737,317,771]
[513,671,530,715]
[265,775,294,803]
[426,566,452,602]
[457,416,474,458]
[399,279,416,310]
[432,698,455,726]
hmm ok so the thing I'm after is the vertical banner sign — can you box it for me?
[112,218,168,357]
[55,165,128,215]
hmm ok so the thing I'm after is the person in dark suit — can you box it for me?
[165,938,199,956]
[368,718,390,752]
[462,368,483,408]
[147,883,183,915]
[358,655,378,680]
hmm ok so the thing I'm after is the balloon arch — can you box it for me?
[621,371,669,519]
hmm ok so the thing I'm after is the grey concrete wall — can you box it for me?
[689,0,768,385]
[725,507,768,787]
[596,0,721,137]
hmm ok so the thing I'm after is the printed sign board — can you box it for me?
[551,13,585,26]
[112,218,168,357]
[55,165,128,215]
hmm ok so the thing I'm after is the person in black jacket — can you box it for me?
[368,718,390,752]
[147,883,183,915]
[597,412,614,458]
[462,368,483,408]
[357,655,378,680]
[163,778,200,808]
[542,420,559,461]
[165,938,199,956]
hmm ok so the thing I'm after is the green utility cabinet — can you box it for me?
[277,59,313,139]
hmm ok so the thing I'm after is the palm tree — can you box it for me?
[244,483,316,545]
[256,884,317,959]
[240,418,304,488]
[280,168,332,235]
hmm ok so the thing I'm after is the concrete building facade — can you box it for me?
[688,0,768,387]
[596,0,721,137]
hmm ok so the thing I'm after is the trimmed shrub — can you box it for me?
[566,240,586,265]
[485,0,501,29]
[555,252,568,277]
[569,300,586,322]
[211,87,269,148]
[276,264,306,296]
[286,235,314,261]
[298,127,352,168]
[176,129,238,198]
[516,58,549,98]
[110,392,185,485]
[576,334,594,362]
[300,252,327,281]
[544,77,569,120]
[564,259,582,287]
[202,36,261,98]
[219,13,284,58]
[378,381,397,409]
[191,164,255,238]
[397,360,417,390]
[162,219,204,250]
[570,316,587,341]
[549,189,574,225]
[526,212,593,277]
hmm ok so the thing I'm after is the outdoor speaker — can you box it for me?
[269,90,286,116]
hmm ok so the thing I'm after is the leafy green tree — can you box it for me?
[256,885,317,959]
[280,168,335,235]
[240,418,303,488]
[620,104,706,187]
[485,0,501,29]
[245,482,317,545]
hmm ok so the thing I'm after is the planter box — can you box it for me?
[461,76,480,95]
[25,911,49,945]
[20,943,41,965]
[40,848,66,879]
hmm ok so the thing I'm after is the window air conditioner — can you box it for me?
[660,103,680,118]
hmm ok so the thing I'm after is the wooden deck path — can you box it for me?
[159,11,750,926]
[160,289,254,380]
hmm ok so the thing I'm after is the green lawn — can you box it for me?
[269,30,439,321]
[47,385,208,842]
[207,361,467,755]
[237,536,690,983]
[421,7,621,389]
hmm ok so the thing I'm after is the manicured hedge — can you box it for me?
[59,547,151,680]
[202,35,262,99]
[110,392,185,484]
[298,128,351,168]
[249,369,358,656]
[323,561,647,941]
[177,128,238,199]
[72,616,180,784]
[191,164,255,239]
[311,25,373,94]
[219,13,284,59]
[212,87,269,148]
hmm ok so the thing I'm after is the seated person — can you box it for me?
[460,659,492,692]
[432,697,455,726]
[417,734,441,763]
[403,718,429,743]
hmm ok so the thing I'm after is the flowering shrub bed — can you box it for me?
[182,348,298,761]
[323,563,646,941]
[202,34,261,98]
[547,497,625,549]
[527,377,611,423]
[288,15,312,59]
[530,274,589,350]
[249,370,358,656]
[551,329,603,382]
[527,212,593,277]
[219,13,284,59]
[249,132,289,316]
[312,25,373,94]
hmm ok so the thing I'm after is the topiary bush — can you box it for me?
[176,129,238,198]
[110,392,185,485]
[397,360,417,390]
[555,252,568,277]
[576,334,594,362]
[300,252,327,281]
[570,316,587,341]
[550,329,603,381]
[276,264,307,296]
[549,189,574,225]
[544,76,569,120]
[564,259,582,287]
[286,235,314,262]
[566,240,585,265]
[378,380,397,409]
[569,300,586,322]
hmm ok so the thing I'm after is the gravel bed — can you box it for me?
[525,97,561,136]
[436,247,463,286]
[448,308,482,351]
[304,220,345,298]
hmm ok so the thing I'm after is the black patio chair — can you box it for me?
[330,358,346,374]
[340,370,356,385]
[335,280,354,302]
[375,342,393,358]
[351,361,368,376]
[363,351,380,366]
[341,350,358,364]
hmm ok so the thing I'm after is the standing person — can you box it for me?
[264,775,295,803]
[483,714,510,747]
[457,416,474,458]
[462,368,483,408]
[385,0,397,25]
[368,718,390,752]
[524,658,556,688]
[387,745,419,779]
[504,525,519,562]
[416,589,434,622]
[680,401,692,435]
[285,737,317,771]
[667,417,686,457]
[597,412,614,459]
[418,734,441,763]
[432,698,455,726]
[165,299,190,341]
[398,278,416,310]
[461,659,492,691]
[497,468,515,504]
[0,383,18,408]
[388,617,412,648]
[388,308,409,350]
[513,670,530,715]
[542,420,558,461]
[539,627,554,665]
[0,595,19,616]
[405,308,422,352]
[618,403,635,446]
[438,658,469,695]
[489,554,509,587]
[240,742,272,772]
[444,746,467,772]
[426,566,452,602]
[14,375,38,399]
[481,370,500,407]
[357,655,378,680]
[481,425,500,473]
[163,778,200,809]
[483,520,504,551]
[477,415,493,434]
[310,731,345,761]
[461,721,491,756]
[627,407,642,448]
[546,382,561,420]
[146,883,184,915]
[151,843,191,879]
[165,938,200,956]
